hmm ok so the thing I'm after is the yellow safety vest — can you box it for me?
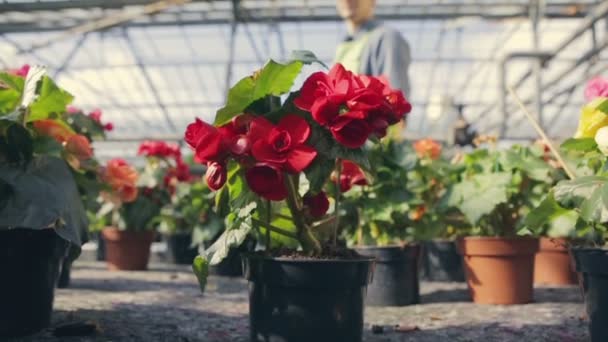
[334,32,372,73]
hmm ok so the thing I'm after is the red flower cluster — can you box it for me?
[303,191,330,217]
[88,109,113,131]
[294,64,411,148]
[185,114,317,200]
[137,140,192,194]
[138,140,182,160]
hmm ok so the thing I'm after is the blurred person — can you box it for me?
[335,0,411,96]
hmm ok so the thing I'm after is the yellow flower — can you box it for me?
[574,97,608,138]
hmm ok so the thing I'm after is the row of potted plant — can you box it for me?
[185,56,607,341]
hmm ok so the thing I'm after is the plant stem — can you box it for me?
[252,218,298,240]
[284,174,321,254]
[333,159,342,247]
[265,200,271,251]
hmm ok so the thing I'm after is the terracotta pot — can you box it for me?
[458,237,539,305]
[534,237,577,286]
[101,228,155,271]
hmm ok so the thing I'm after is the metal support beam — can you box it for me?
[21,0,194,53]
[52,34,89,79]
[224,0,239,98]
[123,29,178,132]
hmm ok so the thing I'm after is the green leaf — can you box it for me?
[304,156,334,193]
[0,73,24,115]
[561,138,597,152]
[204,216,252,265]
[524,194,578,236]
[289,50,328,68]
[214,60,303,125]
[28,76,73,122]
[596,98,608,115]
[580,185,608,223]
[5,123,33,163]
[445,172,511,224]
[192,255,210,293]
[554,176,608,208]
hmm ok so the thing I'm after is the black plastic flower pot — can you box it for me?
[95,232,106,261]
[210,246,246,276]
[354,244,420,306]
[243,253,375,342]
[421,240,465,282]
[0,228,69,337]
[164,233,198,265]
[572,248,608,342]
[57,258,72,288]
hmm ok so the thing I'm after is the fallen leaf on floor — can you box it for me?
[430,316,442,321]
[395,325,419,333]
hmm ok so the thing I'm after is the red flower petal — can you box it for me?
[310,96,342,126]
[294,72,331,111]
[277,114,310,145]
[285,145,317,173]
[252,139,287,164]
[245,163,288,201]
[248,116,275,144]
[330,114,371,149]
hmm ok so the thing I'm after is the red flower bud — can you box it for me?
[205,162,227,191]
[303,191,330,217]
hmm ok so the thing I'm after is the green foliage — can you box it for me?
[28,76,73,122]
[288,50,328,68]
[341,140,454,246]
[214,60,303,125]
[192,255,210,293]
[442,145,564,237]
[0,72,24,114]
[561,138,597,152]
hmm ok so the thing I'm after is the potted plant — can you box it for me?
[0,65,88,336]
[525,91,608,341]
[188,57,411,341]
[340,139,421,306]
[443,143,557,304]
[57,106,113,287]
[407,138,465,282]
[523,141,578,286]
[97,157,160,271]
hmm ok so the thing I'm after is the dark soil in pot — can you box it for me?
[421,240,465,282]
[354,244,420,306]
[572,248,608,342]
[164,233,198,265]
[243,253,375,342]
[0,228,69,337]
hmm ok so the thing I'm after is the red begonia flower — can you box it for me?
[245,163,288,201]
[184,118,226,163]
[205,161,227,191]
[333,160,367,193]
[250,114,317,173]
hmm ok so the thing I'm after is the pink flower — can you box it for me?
[585,77,608,101]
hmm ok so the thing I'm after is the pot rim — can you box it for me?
[459,236,538,241]
[242,252,375,264]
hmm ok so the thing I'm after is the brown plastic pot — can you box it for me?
[101,228,155,271]
[458,237,539,305]
[534,237,577,286]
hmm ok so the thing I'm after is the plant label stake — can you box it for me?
[507,86,576,180]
